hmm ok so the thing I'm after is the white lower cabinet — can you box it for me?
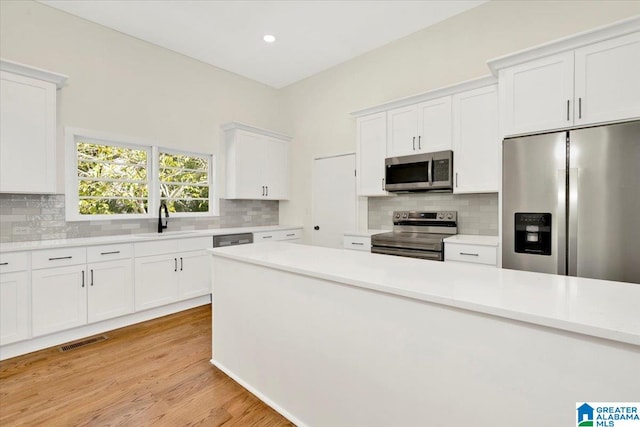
[32,265,87,337]
[31,244,134,337]
[343,235,371,251]
[134,236,212,311]
[87,259,133,323]
[444,236,499,267]
[0,252,30,345]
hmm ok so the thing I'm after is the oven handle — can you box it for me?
[427,157,433,186]
[372,246,443,261]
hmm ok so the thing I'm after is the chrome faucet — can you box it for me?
[158,202,169,233]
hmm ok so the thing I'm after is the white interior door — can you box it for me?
[312,154,357,248]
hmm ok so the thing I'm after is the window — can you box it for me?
[65,128,216,221]
[159,151,210,214]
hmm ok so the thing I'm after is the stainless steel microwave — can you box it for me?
[384,150,453,192]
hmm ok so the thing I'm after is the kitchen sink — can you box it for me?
[133,231,200,238]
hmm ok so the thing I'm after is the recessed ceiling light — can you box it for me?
[263,34,276,43]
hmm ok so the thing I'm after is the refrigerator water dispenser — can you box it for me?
[514,213,551,255]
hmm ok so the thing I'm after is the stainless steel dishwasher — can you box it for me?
[212,233,253,248]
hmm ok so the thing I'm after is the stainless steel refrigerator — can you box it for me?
[502,120,640,284]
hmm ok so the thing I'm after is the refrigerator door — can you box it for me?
[503,132,567,274]
[569,120,640,283]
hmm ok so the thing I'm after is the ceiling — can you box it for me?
[39,0,486,89]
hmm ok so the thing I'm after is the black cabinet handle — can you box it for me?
[566,99,570,121]
[412,136,416,150]
[81,270,85,288]
[100,251,120,255]
[351,242,364,246]
[460,252,479,257]
[418,135,421,150]
[262,186,265,196]
[579,97,582,119]
[90,269,94,286]
[174,258,177,272]
[49,256,72,261]
[180,257,183,271]
[0,262,8,266]
[265,186,269,196]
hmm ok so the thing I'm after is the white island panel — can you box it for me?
[209,243,640,426]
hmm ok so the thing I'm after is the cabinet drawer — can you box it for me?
[280,229,301,241]
[253,231,279,242]
[32,247,86,269]
[343,236,371,251]
[445,243,497,266]
[87,243,133,263]
[0,252,28,273]
[178,236,213,252]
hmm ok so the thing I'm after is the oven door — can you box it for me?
[371,246,443,261]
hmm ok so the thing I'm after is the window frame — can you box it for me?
[65,127,217,221]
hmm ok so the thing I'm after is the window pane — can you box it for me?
[79,181,148,198]
[159,169,207,184]
[159,184,208,200]
[76,140,149,217]
[78,162,147,181]
[162,199,209,213]
[159,153,207,171]
[78,142,147,164]
[79,198,148,215]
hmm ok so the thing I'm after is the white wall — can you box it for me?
[0,0,287,196]
[279,1,640,241]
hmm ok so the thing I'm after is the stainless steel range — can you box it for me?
[371,211,457,261]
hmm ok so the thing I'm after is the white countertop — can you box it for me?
[208,242,640,346]
[0,225,303,253]
[343,229,387,237]
[443,234,499,246]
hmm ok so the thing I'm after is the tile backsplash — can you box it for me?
[0,194,278,243]
[368,192,498,235]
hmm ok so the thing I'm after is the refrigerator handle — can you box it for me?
[567,168,579,276]
[557,170,567,276]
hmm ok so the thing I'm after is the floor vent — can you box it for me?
[59,335,108,352]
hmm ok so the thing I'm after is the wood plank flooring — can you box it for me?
[0,305,294,426]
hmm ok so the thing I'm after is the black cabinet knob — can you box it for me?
[314,225,320,230]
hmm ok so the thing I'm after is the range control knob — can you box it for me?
[437,213,444,219]
[395,213,401,219]
[447,213,453,220]
[402,213,408,219]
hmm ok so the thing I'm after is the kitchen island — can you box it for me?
[208,242,640,427]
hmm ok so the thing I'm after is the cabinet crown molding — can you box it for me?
[487,15,640,75]
[350,75,496,118]
[221,122,292,141]
[0,59,68,88]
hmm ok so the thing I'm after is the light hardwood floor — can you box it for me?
[0,305,294,426]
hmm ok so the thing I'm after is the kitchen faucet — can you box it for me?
[158,202,169,233]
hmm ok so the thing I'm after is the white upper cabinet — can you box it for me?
[417,97,452,153]
[500,52,574,136]
[574,32,640,126]
[223,122,291,200]
[387,96,452,157]
[452,85,499,193]
[0,60,67,194]
[356,112,387,196]
[494,24,640,136]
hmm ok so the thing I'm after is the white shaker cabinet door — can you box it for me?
[387,105,418,157]
[452,85,499,193]
[32,265,87,337]
[230,130,265,199]
[0,271,30,345]
[574,32,640,126]
[357,112,388,196]
[500,52,574,136]
[178,251,211,300]
[87,259,134,323]
[263,137,290,200]
[134,254,179,311]
[0,71,56,193]
[416,96,452,153]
